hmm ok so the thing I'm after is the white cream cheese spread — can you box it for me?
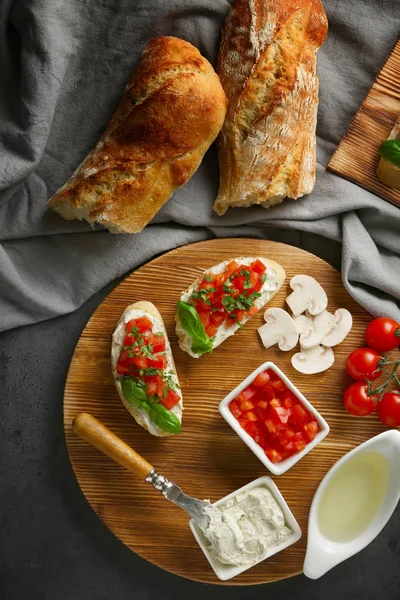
[199,486,291,566]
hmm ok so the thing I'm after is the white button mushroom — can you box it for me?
[298,310,337,349]
[291,345,335,374]
[286,275,328,316]
[321,308,353,347]
[258,307,299,351]
[294,314,313,335]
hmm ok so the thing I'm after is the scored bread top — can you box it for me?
[48,36,227,233]
[214,0,328,215]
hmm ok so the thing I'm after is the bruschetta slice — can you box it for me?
[112,301,182,436]
[377,117,400,190]
[176,257,285,358]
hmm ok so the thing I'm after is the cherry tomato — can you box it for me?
[365,318,400,353]
[343,382,376,416]
[376,392,400,427]
[346,348,382,381]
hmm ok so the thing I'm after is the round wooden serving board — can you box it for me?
[64,238,387,585]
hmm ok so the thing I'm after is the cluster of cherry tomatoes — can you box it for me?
[344,317,400,427]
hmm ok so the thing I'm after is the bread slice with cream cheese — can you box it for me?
[112,301,182,436]
[176,257,285,358]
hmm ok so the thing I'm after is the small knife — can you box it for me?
[73,413,210,526]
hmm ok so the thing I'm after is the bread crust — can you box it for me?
[48,37,227,233]
[214,0,328,215]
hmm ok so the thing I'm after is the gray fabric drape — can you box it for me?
[0,0,399,331]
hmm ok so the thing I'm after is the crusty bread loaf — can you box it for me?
[214,0,328,215]
[48,36,227,233]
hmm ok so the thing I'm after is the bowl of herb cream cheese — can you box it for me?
[189,476,302,580]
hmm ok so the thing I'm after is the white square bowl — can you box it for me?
[189,475,302,581]
[219,361,330,475]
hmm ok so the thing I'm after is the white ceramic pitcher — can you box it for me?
[303,429,400,579]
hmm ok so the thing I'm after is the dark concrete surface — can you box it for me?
[1,276,400,600]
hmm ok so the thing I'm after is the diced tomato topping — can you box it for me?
[239,387,257,402]
[257,400,269,410]
[239,400,255,412]
[129,355,150,369]
[205,325,219,338]
[271,406,291,426]
[244,421,258,436]
[272,379,285,392]
[150,355,167,369]
[283,396,295,409]
[254,371,270,388]
[249,271,258,290]
[251,259,266,273]
[245,411,257,422]
[238,417,248,429]
[248,305,259,316]
[228,368,320,463]
[118,350,130,366]
[304,421,318,441]
[226,316,238,328]
[116,361,131,375]
[146,333,166,353]
[269,398,281,408]
[226,260,239,275]
[210,311,225,327]
[291,403,309,424]
[254,279,263,292]
[265,448,283,463]
[229,400,242,419]
[161,388,181,410]
[146,380,158,396]
[123,334,135,346]
[265,418,277,434]
[198,312,211,329]
[235,277,245,292]
[213,272,228,287]
[126,316,152,334]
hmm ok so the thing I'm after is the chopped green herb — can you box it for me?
[222,281,233,293]
[204,274,212,282]
[154,332,164,337]
[222,295,235,313]
[229,272,239,280]
[261,273,267,283]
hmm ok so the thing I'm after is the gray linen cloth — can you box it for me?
[0,0,399,332]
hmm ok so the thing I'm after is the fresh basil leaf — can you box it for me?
[121,378,147,407]
[149,403,182,434]
[379,140,400,167]
[177,301,214,355]
[121,379,181,434]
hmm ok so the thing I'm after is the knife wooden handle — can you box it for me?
[73,413,153,479]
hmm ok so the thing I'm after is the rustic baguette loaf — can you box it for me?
[214,0,328,215]
[48,36,227,233]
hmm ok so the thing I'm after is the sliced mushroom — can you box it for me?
[322,309,353,347]
[299,310,337,349]
[291,345,335,374]
[294,314,313,335]
[258,308,299,351]
[286,275,328,316]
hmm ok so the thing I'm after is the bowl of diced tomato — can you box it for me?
[219,362,329,475]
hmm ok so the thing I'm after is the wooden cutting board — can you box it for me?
[64,238,387,585]
[328,37,400,207]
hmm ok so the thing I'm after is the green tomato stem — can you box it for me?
[368,354,400,402]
